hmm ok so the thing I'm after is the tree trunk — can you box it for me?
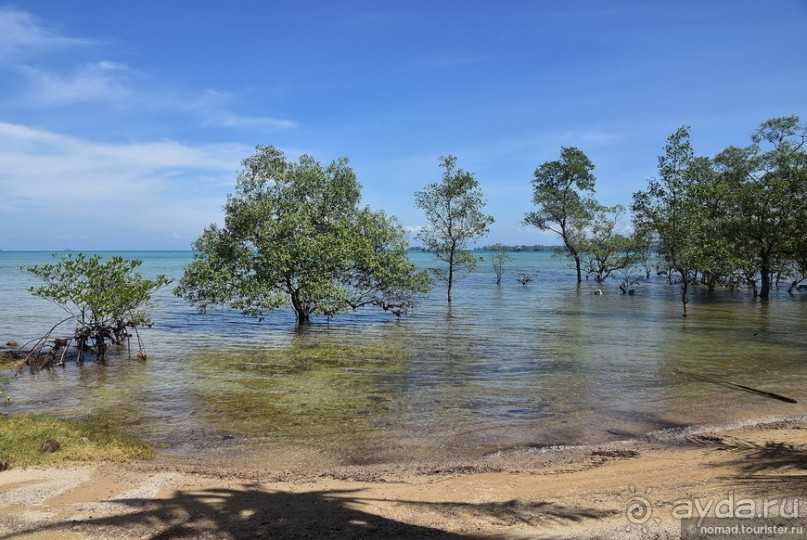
[574,256,582,283]
[95,331,107,361]
[759,265,771,299]
[680,275,689,318]
[291,291,310,324]
[447,246,455,303]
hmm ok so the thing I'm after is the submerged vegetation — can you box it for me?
[194,335,412,439]
[0,413,156,467]
[0,118,802,471]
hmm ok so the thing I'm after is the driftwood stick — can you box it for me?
[676,370,798,404]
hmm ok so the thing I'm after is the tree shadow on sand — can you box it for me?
[400,499,619,528]
[684,434,807,493]
[0,485,615,539]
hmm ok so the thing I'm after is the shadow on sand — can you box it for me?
[685,433,807,493]
[0,485,616,539]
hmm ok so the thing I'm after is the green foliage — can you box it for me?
[490,243,513,285]
[714,115,807,297]
[25,253,170,361]
[176,145,430,323]
[632,116,807,313]
[580,205,641,282]
[27,254,170,327]
[632,127,711,315]
[414,155,494,302]
[524,147,599,282]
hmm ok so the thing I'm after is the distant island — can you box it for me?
[408,245,560,253]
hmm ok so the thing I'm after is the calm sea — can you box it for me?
[1,250,805,468]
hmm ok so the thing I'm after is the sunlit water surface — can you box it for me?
[1,251,805,468]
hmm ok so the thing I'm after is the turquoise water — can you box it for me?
[1,251,805,467]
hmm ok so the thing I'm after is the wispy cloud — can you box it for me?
[555,130,623,146]
[186,90,298,131]
[16,61,132,106]
[0,7,93,60]
[210,113,298,131]
[0,8,131,108]
[1,9,297,132]
[0,122,249,248]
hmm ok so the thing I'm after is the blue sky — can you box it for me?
[0,1,804,250]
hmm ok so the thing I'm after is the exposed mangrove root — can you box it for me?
[17,316,74,373]
[788,276,807,294]
[15,314,150,374]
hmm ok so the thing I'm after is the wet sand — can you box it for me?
[0,416,805,539]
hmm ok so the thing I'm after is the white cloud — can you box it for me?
[0,8,92,60]
[0,122,250,248]
[17,61,132,106]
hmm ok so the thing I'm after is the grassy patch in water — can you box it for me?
[0,413,156,467]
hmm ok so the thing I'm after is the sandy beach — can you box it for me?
[0,416,804,539]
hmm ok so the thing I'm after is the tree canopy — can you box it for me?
[631,126,712,316]
[580,204,642,283]
[414,155,493,302]
[633,117,807,313]
[175,145,430,324]
[714,115,807,298]
[524,147,598,283]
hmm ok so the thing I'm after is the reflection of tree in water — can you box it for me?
[3,487,615,539]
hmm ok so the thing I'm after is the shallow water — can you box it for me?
[1,251,805,468]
